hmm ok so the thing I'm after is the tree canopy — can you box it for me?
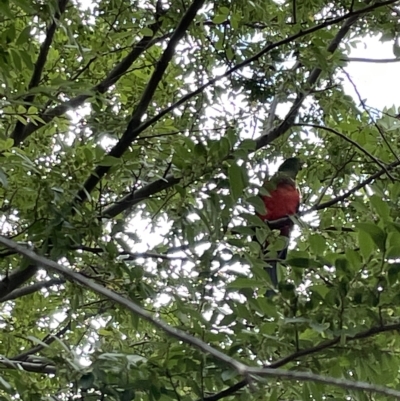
[1,0,400,400]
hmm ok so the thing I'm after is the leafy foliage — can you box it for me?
[0,0,400,400]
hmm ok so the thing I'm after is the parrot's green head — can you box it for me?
[278,157,302,179]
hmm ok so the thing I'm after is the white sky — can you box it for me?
[343,38,400,110]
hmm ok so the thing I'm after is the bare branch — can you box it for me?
[103,175,180,218]
[0,278,64,302]
[0,264,38,300]
[245,366,400,399]
[71,245,188,260]
[0,358,56,374]
[344,57,400,63]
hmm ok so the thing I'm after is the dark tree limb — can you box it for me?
[12,7,167,145]
[75,0,207,204]
[0,264,38,299]
[0,359,56,374]
[0,278,64,302]
[103,175,181,218]
[11,0,69,145]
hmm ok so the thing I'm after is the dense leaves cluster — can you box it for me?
[0,0,400,400]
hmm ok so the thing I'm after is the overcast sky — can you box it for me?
[343,37,400,110]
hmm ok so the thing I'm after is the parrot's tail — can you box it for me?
[264,246,287,297]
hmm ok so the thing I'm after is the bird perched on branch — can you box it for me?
[255,157,302,296]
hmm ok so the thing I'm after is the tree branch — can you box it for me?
[11,320,71,361]
[12,7,166,145]
[344,57,400,63]
[0,278,64,302]
[203,322,400,401]
[245,365,400,399]
[71,245,188,261]
[103,175,181,218]
[1,236,400,399]
[75,0,206,204]
[0,264,38,300]
[0,358,56,374]
[11,0,69,145]
[309,158,400,212]
[293,123,393,179]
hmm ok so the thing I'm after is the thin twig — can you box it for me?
[0,358,56,374]
[294,123,393,179]
[11,320,71,361]
[71,245,188,261]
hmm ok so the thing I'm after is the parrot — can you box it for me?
[255,157,302,296]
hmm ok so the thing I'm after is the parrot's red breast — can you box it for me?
[258,184,300,222]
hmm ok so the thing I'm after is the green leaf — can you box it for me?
[246,195,266,215]
[310,285,330,299]
[358,229,375,259]
[228,163,245,201]
[309,234,326,255]
[228,277,262,289]
[356,222,386,252]
[141,27,153,36]
[286,257,313,268]
[16,26,31,45]
[213,14,227,24]
[369,195,390,220]
[239,139,256,150]
[79,373,95,390]
[99,156,122,166]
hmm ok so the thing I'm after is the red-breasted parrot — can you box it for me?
[255,157,302,295]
